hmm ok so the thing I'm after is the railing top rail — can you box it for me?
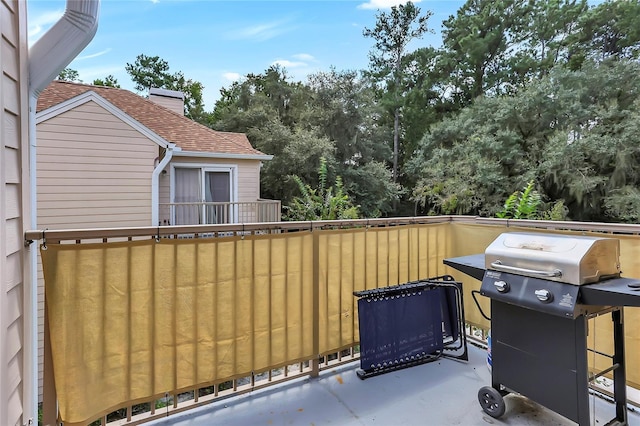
[161,201,281,205]
[24,215,640,244]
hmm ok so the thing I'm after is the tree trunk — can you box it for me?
[393,108,400,182]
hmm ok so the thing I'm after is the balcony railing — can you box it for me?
[159,199,281,225]
[26,216,640,426]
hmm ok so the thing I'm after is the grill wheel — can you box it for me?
[478,386,506,418]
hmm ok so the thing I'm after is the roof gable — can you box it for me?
[36,90,173,149]
[37,81,270,159]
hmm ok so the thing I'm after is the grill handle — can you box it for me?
[490,260,563,278]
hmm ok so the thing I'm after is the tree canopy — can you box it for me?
[409,59,640,221]
[363,2,433,184]
[56,68,81,82]
[125,54,207,122]
[92,75,120,88]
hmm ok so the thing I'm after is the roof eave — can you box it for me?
[175,151,273,161]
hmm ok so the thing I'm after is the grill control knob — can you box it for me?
[494,280,510,293]
[535,289,553,303]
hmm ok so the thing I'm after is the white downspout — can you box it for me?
[152,144,176,225]
[27,1,99,422]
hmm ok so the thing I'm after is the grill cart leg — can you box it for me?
[478,386,506,418]
[612,308,627,424]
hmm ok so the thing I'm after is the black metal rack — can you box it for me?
[353,275,468,379]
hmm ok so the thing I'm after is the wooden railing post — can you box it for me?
[311,228,320,377]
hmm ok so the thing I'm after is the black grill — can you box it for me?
[446,233,640,426]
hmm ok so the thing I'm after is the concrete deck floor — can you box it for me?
[150,344,640,426]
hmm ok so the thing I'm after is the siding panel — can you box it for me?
[2,74,19,113]
[38,191,149,202]
[6,320,21,364]
[5,183,18,219]
[7,386,22,426]
[7,354,21,406]
[37,214,152,228]
[5,252,21,291]
[5,217,20,255]
[1,1,18,45]
[2,37,17,78]
[5,285,21,326]
[3,110,18,149]
[4,147,19,183]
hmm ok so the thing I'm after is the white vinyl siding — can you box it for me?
[36,100,157,229]
[1,1,28,424]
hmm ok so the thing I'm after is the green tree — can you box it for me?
[212,66,400,217]
[212,66,308,132]
[125,54,207,122]
[567,0,640,68]
[540,61,640,221]
[57,68,82,82]
[247,121,336,204]
[409,59,640,222]
[285,157,360,221]
[211,67,325,204]
[396,46,460,189]
[125,54,173,91]
[306,68,400,216]
[173,72,207,123]
[508,0,587,83]
[363,1,433,183]
[92,75,120,88]
[441,0,529,101]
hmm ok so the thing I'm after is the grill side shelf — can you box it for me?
[579,278,640,307]
[444,254,486,281]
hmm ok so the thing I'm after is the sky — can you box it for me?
[27,0,465,109]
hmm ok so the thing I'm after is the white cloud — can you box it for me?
[357,0,422,10]
[292,53,316,62]
[229,19,293,42]
[271,59,307,69]
[222,72,241,82]
[77,48,112,61]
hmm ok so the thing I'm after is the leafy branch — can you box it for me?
[284,157,360,221]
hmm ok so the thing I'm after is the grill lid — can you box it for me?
[485,232,620,285]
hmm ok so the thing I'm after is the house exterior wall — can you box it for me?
[36,99,159,399]
[1,1,29,424]
[36,100,158,228]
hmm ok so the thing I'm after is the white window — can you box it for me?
[172,165,236,225]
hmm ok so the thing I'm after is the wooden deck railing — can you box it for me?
[25,216,640,426]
